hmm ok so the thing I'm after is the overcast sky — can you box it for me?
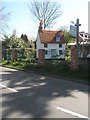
[1,0,89,38]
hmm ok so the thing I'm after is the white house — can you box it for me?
[68,31,90,58]
[79,31,90,41]
[36,22,65,60]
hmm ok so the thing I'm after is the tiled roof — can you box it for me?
[39,30,65,44]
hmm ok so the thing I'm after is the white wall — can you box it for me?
[36,31,40,58]
[79,33,89,39]
[36,32,65,59]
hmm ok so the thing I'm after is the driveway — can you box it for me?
[0,66,88,119]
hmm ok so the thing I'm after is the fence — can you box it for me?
[2,48,36,62]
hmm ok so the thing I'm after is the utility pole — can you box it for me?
[75,19,81,54]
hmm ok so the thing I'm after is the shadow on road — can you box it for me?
[1,67,88,118]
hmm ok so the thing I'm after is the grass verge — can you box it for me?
[1,60,88,83]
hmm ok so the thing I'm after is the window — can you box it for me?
[45,50,48,54]
[85,35,87,38]
[44,43,47,48]
[80,34,83,37]
[59,50,62,55]
[59,44,62,47]
[56,34,60,42]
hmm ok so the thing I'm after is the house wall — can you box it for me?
[79,33,89,39]
[36,31,40,59]
[36,31,65,59]
[43,44,65,59]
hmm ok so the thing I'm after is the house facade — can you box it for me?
[79,32,90,58]
[68,31,90,58]
[79,31,90,41]
[36,22,65,60]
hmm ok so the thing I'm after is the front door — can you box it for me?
[51,49,57,58]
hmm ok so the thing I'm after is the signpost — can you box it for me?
[70,19,81,70]
[75,19,81,51]
[69,18,81,53]
[69,25,76,37]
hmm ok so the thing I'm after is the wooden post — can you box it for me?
[12,48,15,62]
[38,49,45,64]
[70,46,78,70]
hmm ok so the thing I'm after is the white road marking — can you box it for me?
[0,84,18,92]
[56,106,89,119]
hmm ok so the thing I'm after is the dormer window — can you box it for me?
[56,34,60,42]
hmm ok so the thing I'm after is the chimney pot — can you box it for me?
[39,22,42,32]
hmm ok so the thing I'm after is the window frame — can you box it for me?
[59,44,62,48]
[85,34,87,38]
[44,43,47,48]
[56,34,60,42]
[80,34,83,37]
[45,50,48,54]
[59,50,62,55]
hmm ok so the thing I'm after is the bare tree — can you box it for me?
[28,0,62,29]
[0,4,10,35]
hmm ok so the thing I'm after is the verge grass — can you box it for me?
[2,59,88,82]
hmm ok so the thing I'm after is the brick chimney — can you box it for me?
[39,22,42,32]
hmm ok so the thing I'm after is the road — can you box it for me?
[0,66,89,119]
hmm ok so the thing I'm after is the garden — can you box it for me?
[1,31,89,83]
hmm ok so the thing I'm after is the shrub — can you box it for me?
[12,61,20,66]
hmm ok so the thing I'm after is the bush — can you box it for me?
[65,49,71,61]
[2,60,10,65]
[12,61,20,66]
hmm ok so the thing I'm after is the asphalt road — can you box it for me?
[0,66,89,119]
